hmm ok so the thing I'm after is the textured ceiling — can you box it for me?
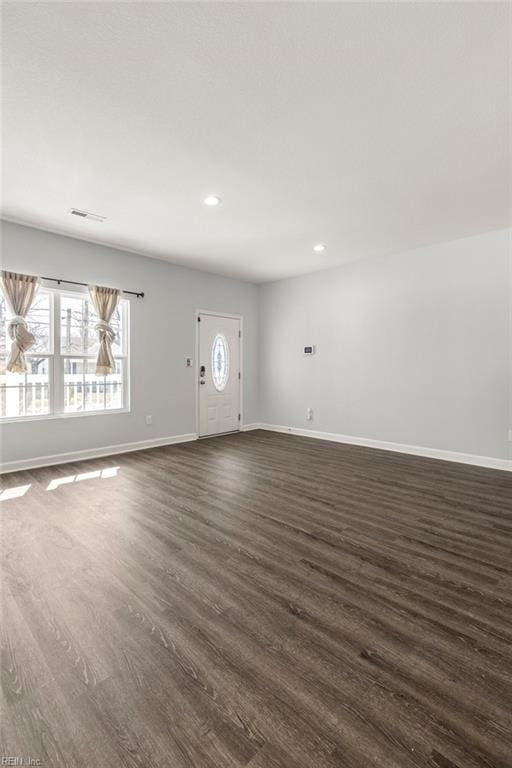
[1,2,510,282]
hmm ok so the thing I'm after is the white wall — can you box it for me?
[258,229,511,462]
[0,221,259,467]
[2,223,510,471]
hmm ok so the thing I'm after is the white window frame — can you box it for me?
[1,284,130,423]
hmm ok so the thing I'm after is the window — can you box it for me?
[211,333,229,391]
[0,287,129,420]
[60,293,126,413]
[1,291,52,418]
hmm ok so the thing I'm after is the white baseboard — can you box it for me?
[241,422,263,432]
[0,433,197,475]
[258,423,511,472]
[2,423,509,474]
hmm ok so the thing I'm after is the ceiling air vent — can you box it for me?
[69,208,106,222]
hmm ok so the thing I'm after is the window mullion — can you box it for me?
[49,289,56,416]
[24,370,28,416]
[53,292,63,414]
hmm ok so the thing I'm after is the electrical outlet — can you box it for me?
[186,358,193,367]
[146,415,153,426]
[306,407,313,421]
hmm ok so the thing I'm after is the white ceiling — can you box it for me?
[1,2,510,282]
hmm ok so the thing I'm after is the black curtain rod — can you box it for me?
[41,276,144,298]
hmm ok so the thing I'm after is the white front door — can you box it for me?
[198,312,241,437]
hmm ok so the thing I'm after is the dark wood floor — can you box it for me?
[1,430,511,768]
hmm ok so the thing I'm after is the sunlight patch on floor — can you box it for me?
[47,466,120,491]
[0,484,31,501]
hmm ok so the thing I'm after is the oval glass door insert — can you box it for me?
[211,333,229,391]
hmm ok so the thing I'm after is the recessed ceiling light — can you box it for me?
[313,243,326,253]
[203,195,222,207]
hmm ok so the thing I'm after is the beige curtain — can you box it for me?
[88,285,121,375]
[0,270,40,373]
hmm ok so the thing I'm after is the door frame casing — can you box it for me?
[195,309,244,437]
